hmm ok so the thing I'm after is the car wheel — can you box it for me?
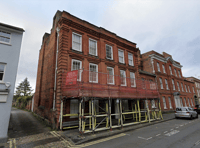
[196,114,198,118]
[190,115,193,120]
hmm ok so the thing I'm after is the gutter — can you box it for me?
[53,27,60,110]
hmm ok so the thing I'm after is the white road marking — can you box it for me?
[165,130,179,137]
[138,136,152,140]
[156,134,161,136]
[195,140,200,145]
[180,125,183,127]
[170,129,174,131]
[176,127,179,128]
[164,131,168,133]
[147,137,152,140]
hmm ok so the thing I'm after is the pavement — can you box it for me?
[1,108,175,148]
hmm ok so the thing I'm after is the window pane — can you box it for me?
[72,33,81,51]
[0,65,5,72]
[107,67,114,84]
[89,39,97,55]
[106,45,112,59]
[128,53,133,66]
[120,70,126,86]
[130,72,136,87]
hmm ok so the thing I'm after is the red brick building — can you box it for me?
[186,77,200,105]
[34,10,161,131]
[141,51,196,112]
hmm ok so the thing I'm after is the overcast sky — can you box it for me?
[0,0,200,91]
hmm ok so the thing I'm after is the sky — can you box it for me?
[0,0,200,91]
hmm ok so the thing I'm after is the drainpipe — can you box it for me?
[53,27,60,110]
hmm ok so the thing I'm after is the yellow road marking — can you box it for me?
[13,138,16,148]
[50,131,73,147]
[74,133,126,148]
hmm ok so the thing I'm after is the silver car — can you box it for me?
[175,107,198,119]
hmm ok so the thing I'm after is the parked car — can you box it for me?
[175,107,198,119]
[194,105,200,114]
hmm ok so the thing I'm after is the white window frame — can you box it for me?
[188,98,191,107]
[72,32,82,52]
[185,84,188,92]
[174,69,177,77]
[172,79,175,90]
[106,44,113,60]
[128,53,134,66]
[191,98,194,106]
[71,59,82,81]
[89,63,98,83]
[188,86,191,93]
[130,72,136,87]
[70,99,79,118]
[151,100,156,108]
[181,83,184,92]
[120,70,126,86]
[165,79,169,90]
[89,38,97,56]
[163,97,167,109]
[178,70,181,78]
[162,65,166,73]
[118,49,125,64]
[184,98,187,107]
[169,66,172,75]
[0,63,6,82]
[159,78,163,89]
[0,30,11,44]
[177,82,180,91]
[168,97,172,109]
[157,62,160,72]
[107,67,114,85]
[193,87,195,93]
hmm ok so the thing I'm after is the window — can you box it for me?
[184,98,187,107]
[162,65,166,73]
[151,100,156,108]
[106,44,113,60]
[180,98,183,107]
[71,59,82,81]
[107,67,114,84]
[157,63,160,72]
[188,86,191,93]
[0,30,11,44]
[163,97,167,109]
[130,72,136,87]
[177,82,180,91]
[89,63,98,83]
[165,79,169,90]
[178,70,181,78]
[159,78,163,89]
[72,32,82,51]
[169,66,172,75]
[70,99,78,118]
[120,70,126,86]
[0,64,6,82]
[168,97,172,109]
[188,98,191,107]
[89,39,97,56]
[174,69,177,77]
[185,84,188,92]
[118,49,124,63]
[181,83,184,92]
[128,53,134,66]
[193,87,195,93]
[191,98,194,106]
[172,79,175,90]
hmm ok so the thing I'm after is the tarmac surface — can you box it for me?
[1,107,175,148]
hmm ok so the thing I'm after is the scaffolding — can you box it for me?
[60,70,163,133]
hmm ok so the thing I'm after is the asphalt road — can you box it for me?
[84,115,200,148]
[8,107,50,138]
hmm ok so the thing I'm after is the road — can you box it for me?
[79,116,200,148]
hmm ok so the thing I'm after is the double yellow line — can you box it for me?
[50,131,74,147]
[9,138,16,148]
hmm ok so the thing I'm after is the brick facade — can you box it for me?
[141,51,196,112]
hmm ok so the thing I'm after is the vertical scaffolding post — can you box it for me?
[135,103,138,122]
[81,98,85,133]
[79,99,82,132]
[137,100,141,122]
[89,100,91,129]
[106,100,109,128]
[132,102,134,121]
[119,99,123,128]
[109,98,112,131]
[158,99,163,120]
[147,99,151,123]
[60,98,63,130]
[91,99,95,132]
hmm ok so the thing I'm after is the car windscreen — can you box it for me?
[176,108,182,111]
